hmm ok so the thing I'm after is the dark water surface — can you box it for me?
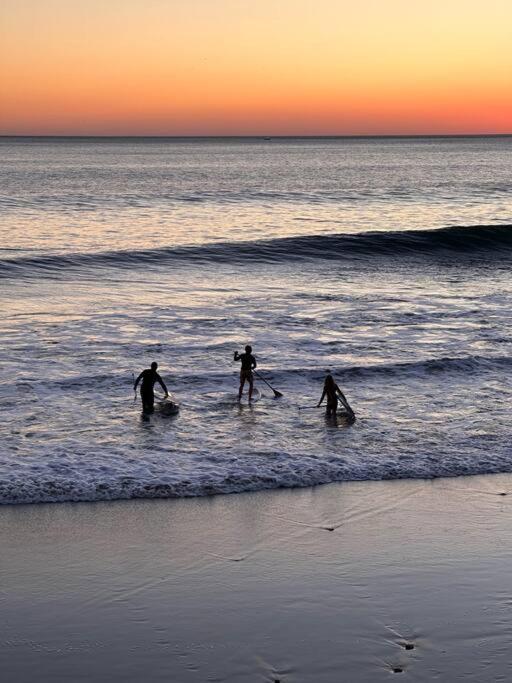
[1,137,511,503]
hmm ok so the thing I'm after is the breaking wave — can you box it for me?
[2,445,512,505]
[1,224,511,278]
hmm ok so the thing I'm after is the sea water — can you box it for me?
[1,136,511,504]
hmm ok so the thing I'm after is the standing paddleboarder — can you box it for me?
[133,361,169,413]
[234,345,257,401]
[317,373,354,418]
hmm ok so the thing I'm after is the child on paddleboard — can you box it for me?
[317,373,354,418]
[234,345,257,401]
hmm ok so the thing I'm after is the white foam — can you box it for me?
[2,439,512,505]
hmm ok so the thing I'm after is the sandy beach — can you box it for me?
[2,473,512,681]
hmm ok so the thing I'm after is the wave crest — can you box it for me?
[1,224,511,279]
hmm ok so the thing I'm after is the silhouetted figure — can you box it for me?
[234,345,257,401]
[134,361,169,413]
[317,373,354,418]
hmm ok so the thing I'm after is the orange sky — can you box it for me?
[1,0,511,135]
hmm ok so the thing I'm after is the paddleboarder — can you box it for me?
[234,345,257,401]
[134,361,169,413]
[317,373,354,417]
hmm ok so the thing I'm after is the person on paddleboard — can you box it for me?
[317,373,354,418]
[234,345,257,401]
[133,362,169,413]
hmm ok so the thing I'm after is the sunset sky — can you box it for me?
[1,0,511,136]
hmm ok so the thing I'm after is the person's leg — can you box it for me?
[238,374,245,400]
[248,376,254,400]
[326,398,337,417]
[142,389,154,413]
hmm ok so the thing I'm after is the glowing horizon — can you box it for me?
[1,0,511,136]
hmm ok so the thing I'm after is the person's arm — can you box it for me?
[251,356,257,369]
[133,371,143,391]
[156,373,169,397]
[317,388,326,408]
[234,351,240,362]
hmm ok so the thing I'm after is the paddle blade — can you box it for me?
[273,389,283,398]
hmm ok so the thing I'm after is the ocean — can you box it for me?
[1,136,511,505]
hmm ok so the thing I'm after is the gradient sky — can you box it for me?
[1,0,511,135]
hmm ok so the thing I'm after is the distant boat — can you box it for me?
[264,137,272,141]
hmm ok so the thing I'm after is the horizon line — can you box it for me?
[1,133,511,140]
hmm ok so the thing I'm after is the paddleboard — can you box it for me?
[157,399,180,416]
[238,387,261,403]
[335,410,356,423]
[337,392,350,410]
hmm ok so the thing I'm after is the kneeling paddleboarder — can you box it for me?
[134,362,169,413]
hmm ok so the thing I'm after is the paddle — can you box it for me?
[254,370,283,398]
[300,393,355,416]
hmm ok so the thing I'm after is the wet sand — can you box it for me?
[2,474,512,682]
